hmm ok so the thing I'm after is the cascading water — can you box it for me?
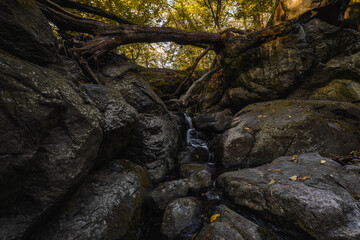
[184,113,212,162]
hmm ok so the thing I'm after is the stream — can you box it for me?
[142,113,310,240]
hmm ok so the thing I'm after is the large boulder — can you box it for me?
[222,18,360,110]
[81,84,139,162]
[101,56,179,180]
[0,0,59,65]
[197,205,279,240]
[34,160,151,240]
[161,197,202,240]
[0,53,102,239]
[217,152,360,240]
[289,51,360,102]
[218,100,360,167]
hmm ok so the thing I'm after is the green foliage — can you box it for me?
[66,0,277,69]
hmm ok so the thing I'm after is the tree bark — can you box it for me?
[52,0,133,25]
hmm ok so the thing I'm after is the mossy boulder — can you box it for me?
[218,100,360,167]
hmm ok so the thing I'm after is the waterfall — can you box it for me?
[184,113,210,155]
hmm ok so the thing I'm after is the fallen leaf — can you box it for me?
[299,176,310,181]
[292,155,298,161]
[270,189,273,197]
[273,169,281,172]
[334,123,340,127]
[248,184,253,186]
[245,127,253,133]
[289,175,298,181]
[195,154,199,159]
[249,202,254,209]
[320,160,326,164]
[210,214,220,223]
[269,179,275,185]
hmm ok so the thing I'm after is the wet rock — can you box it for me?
[289,52,360,101]
[0,53,102,239]
[223,18,360,109]
[81,84,139,162]
[309,79,360,103]
[218,100,360,167]
[0,0,59,65]
[161,197,202,240]
[150,179,189,210]
[102,59,179,180]
[188,170,212,193]
[193,109,233,133]
[217,152,360,240]
[197,205,279,240]
[35,160,151,240]
[180,163,212,178]
[196,222,244,240]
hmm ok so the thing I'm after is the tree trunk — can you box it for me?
[268,0,351,26]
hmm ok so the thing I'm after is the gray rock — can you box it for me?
[289,52,360,102]
[180,163,212,178]
[161,197,202,240]
[196,222,244,240]
[0,53,102,239]
[103,67,179,180]
[214,205,279,240]
[35,160,151,240]
[193,109,233,133]
[222,18,360,109]
[188,170,212,192]
[217,152,360,240]
[0,0,59,65]
[218,100,360,167]
[197,205,279,240]
[150,179,189,209]
[81,84,139,162]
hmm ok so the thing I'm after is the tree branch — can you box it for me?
[52,0,133,25]
[179,67,220,106]
[161,45,212,99]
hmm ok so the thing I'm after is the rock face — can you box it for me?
[217,152,360,240]
[222,18,360,110]
[161,197,202,240]
[81,84,139,162]
[35,160,151,240]
[0,53,102,239]
[197,205,279,240]
[218,100,360,167]
[101,56,179,180]
[0,0,59,65]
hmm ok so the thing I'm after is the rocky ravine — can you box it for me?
[0,1,360,240]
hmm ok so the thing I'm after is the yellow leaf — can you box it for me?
[210,214,220,223]
[269,179,275,185]
[291,155,298,161]
[320,160,326,164]
[245,127,253,133]
[195,154,199,159]
[299,176,310,181]
[289,175,298,181]
[334,123,340,127]
[249,202,254,209]
[273,169,281,172]
[248,184,253,186]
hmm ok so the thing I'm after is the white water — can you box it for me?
[184,113,209,152]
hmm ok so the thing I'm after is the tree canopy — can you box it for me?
[55,0,277,70]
